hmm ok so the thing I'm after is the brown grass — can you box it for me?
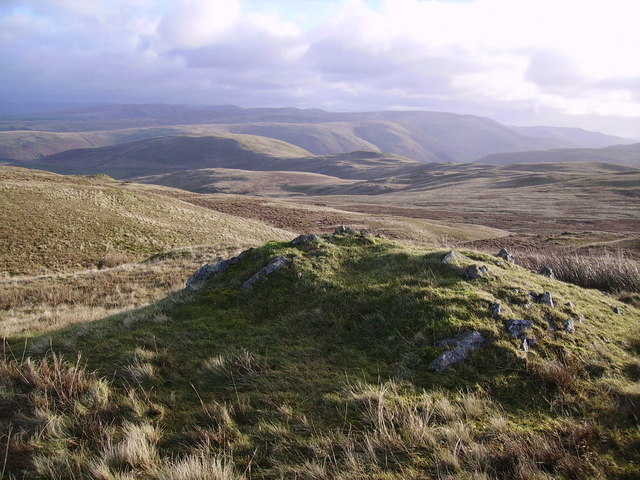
[513,247,640,293]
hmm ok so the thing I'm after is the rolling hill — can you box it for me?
[25,135,424,179]
[2,104,634,163]
[477,143,640,167]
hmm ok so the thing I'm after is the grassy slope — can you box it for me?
[0,167,294,275]
[4,233,639,479]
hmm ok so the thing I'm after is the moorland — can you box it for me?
[1,104,638,479]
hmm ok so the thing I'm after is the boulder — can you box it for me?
[291,234,319,246]
[465,264,489,280]
[506,319,533,339]
[539,266,555,278]
[186,257,237,290]
[333,225,354,235]
[539,291,554,307]
[442,250,466,264]
[496,248,514,262]
[241,256,292,290]
[428,331,486,373]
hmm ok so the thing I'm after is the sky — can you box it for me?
[1,0,639,137]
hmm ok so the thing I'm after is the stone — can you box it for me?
[522,336,537,352]
[428,331,486,373]
[333,225,354,235]
[291,234,319,246]
[241,256,292,290]
[506,319,534,339]
[186,256,239,290]
[539,266,555,278]
[539,291,554,308]
[564,318,575,333]
[496,248,514,262]
[442,250,466,264]
[611,305,620,314]
[490,301,502,316]
[544,315,558,332]
[465,264,489,280]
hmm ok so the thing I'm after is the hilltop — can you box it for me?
[2,232,638,479]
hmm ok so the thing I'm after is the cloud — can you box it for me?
[0,0,638,137]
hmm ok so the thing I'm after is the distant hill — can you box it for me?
[477,143,640,167]
[510,125,637,149]
[26,135,423,179]
[1,104,632,163]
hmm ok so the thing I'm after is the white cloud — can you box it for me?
[0,0,638,136]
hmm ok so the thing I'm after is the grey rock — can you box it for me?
[578,314,585,323]
[506,319,534,338]
[434,331,486,349]
[186,255,240,290]
[241,256,292,290]
[495,260,504,267]
[522,336,537,352]
[428,331,486,373]
[496,248,514,262]
[611,305,620,314]
[564,318,575,333]
[291,234,319,246]
[539,266,555,278]
[523,302,532,310]
[333,225,354,235]
[490,301,502,316]
[539,291,554,308]
[442,250,466,264]
[465,264,489,280]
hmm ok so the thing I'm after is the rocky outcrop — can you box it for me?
[496,248,514,262]
[489,301,502,316]
[185,250,252,290]
[241,256,292,290]
[506,319,533,339]
[465,264,489,280]
[291,234,319,246]
[428,331,486,373]
[538,266,555,278]
[442,250,466,264]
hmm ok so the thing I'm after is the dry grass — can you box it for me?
[202,349,263,382]
[513,247,640,293]
[0,245,239,337]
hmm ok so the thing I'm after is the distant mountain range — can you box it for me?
[1,104,635,164]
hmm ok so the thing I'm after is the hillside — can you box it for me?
[477,143,640,167]
[3,232,639,479]
[26,135,423,179]
[0,167,294,275]
[2,104,632,163]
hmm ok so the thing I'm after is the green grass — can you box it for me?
[3,232,639,479]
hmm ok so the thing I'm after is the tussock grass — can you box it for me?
[513,247,640,293]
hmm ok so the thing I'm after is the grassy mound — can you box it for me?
[3,233,639,479]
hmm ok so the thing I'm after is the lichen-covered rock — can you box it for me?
[539,266,555,278]
[291,234,319,246]
[241,256,292,290]
[496,248,514,262]
[490,301,502,316]
[465,264,489,280]
[442,250,466,264]
[428,331,486,372]
[506,319,533,338]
